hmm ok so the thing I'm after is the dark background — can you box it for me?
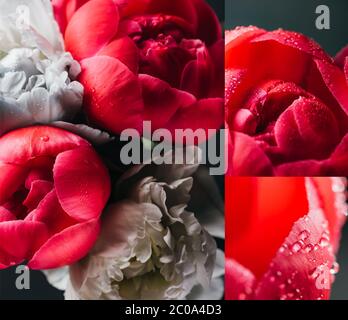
[225,0,347,55]
[0,0,225,300]
[226,0,348,300]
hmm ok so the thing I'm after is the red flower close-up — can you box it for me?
[225,177,347,300]
[225,26,348,176]
[0,126,110,270]
[52,0,224,137]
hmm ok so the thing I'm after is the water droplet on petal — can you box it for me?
[299,230,309,241]
[330,262,340,275]
[291,241,303,253]
[319,237,329,248]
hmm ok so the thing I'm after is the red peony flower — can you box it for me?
[0,126,110,270]
[52,0,224,137]
[225,177,347,300]
[225,27,348,176]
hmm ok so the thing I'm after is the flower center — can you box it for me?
[130,14,201,88]
[3,156,54,220]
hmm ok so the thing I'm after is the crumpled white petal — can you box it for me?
[0,0,83,136]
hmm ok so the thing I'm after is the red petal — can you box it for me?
[225,26,266,66]
[180,46,215,99]
[145,0,197,28]
[97,36,139,74]
[0,220,48,263]
[0,207,16,222]
[0,126,89,165]
[79,56,144,134]
[225,258,256,300]
[28,219,100,269]
[140,74,196,130]
[227,177,309,278]
[254,179,336,300]
[325,133,348,175]
[315,59,348,117]
[65,0,119,60]
[311,177,347,252]
[335,45,348,70]
[0,163,27,204]
[251,30,330,62]
[25,190,76,235]
[53,146,110,221]
[230,132,274,176]
[224,68,248,120]
[23,180,53,213]
[52,0,90,34]
[164,98,224,144]
[275,160,325,176]
[274,97,340,161]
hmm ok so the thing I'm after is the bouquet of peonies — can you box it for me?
[0,0,224,300]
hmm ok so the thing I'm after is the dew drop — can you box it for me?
[299,230,309,241]
[330,262,340,275]
[319,237,329,248]
[304,244,313,253]
[40,136,49,142]
[291,241,303,253]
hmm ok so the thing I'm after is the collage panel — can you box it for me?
[225,0,348,301]
[0,0,225,302]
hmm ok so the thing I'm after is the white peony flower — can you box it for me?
[0,0,83,135]
[45,148,225,300]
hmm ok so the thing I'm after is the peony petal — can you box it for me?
[225,258,256,300]
[325,133,348,175]
[311,177,347,252]
[0,207,16,222]
[0,220,48,263]
[25,190,76,235]
[227,177,309,278]
[79,56,144,134]
[275,160,325,176]
[225,26,266,65]
[335,45,348,70]
[254,180,336,300]
[65,0,119,60]
[42,267,69,291]
[224,68,248,120]
[274,97,340,161]
[180,47,215,99]
[28,218,100,269]
[97,37,139,74]
[0,126,89,165]
[23,180,53,212]
[53,146,110,221]
[140,74,196,130]
[0,162,27,204]
[230,132,274,176]
[164,98,224,144]
[315,59,348,116]
[251,30,331,62]
[52,0,90,34]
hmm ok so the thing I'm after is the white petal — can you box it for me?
[42,267,69,291]
[0,0,64,56]
[52,122,114,145]
[187,277,224,300]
